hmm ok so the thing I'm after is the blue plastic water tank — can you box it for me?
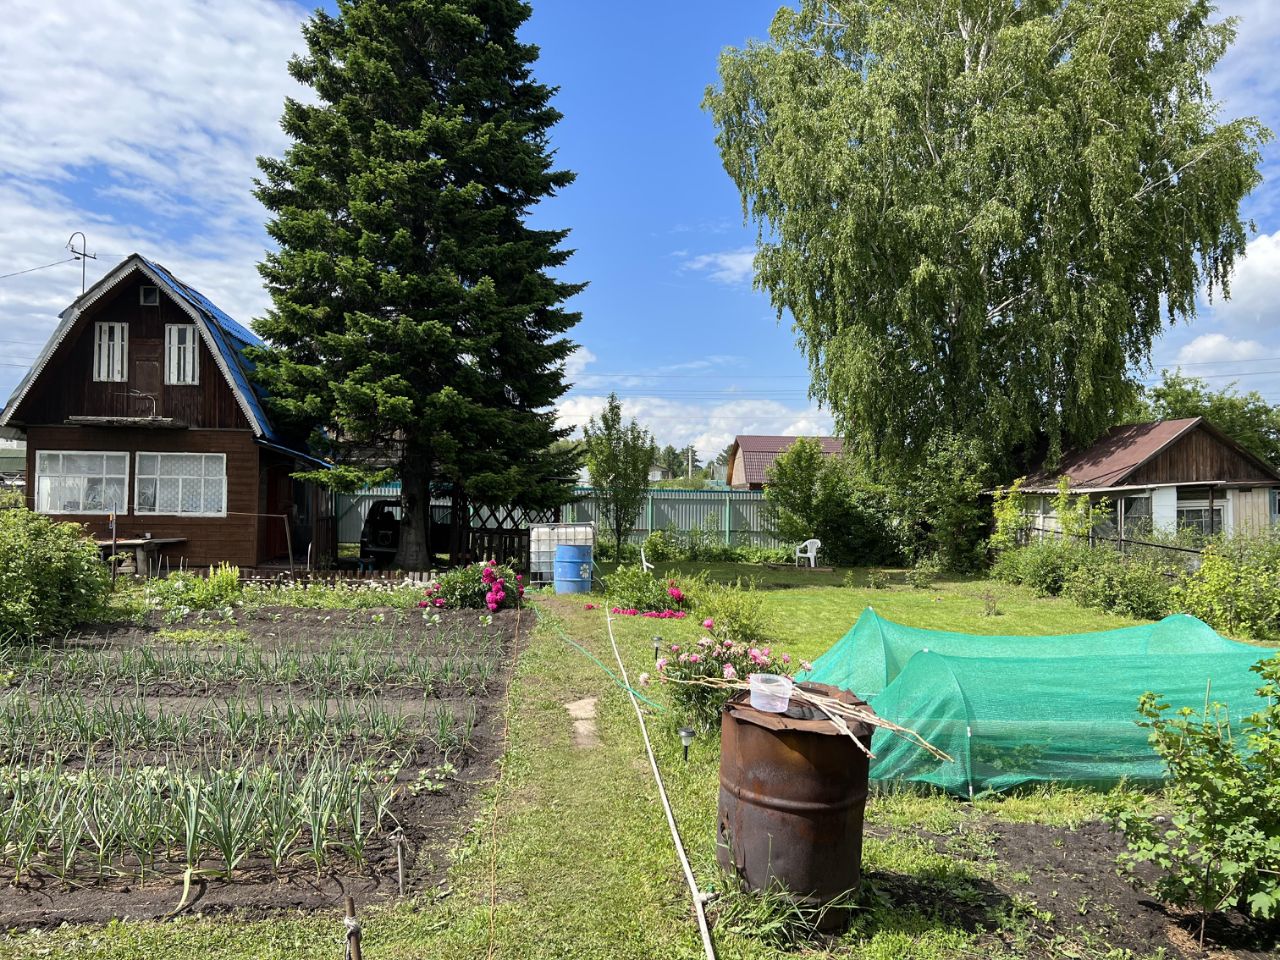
[553,543,593,594]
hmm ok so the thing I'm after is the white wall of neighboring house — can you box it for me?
[1151,487,1177,533]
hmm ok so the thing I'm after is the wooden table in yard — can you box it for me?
[96,537,187,575]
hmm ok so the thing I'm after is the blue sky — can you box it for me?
[1,0,1278,459]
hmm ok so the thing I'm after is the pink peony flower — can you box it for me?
[434,598,446,608]
[670,644,680,653]
[584,603,596,610]
[417,600,429,608]
[781,653,791,665]
[800,660,813,672]
[722,640,733,649]
[668,587,684,601]
[610,606,621,614]
[656,657,669,671]
[674,612,687,619]
[698,638,713,647]
[688,653,701,663]
[516,574,523,582]
[703,618,715,630]
[638,672,651,686]
[723,663,737,680]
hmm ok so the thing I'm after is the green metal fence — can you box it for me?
[562,487,779,547]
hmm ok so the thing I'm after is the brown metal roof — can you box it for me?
[732,435,843,487]
[1022,417,1280,491]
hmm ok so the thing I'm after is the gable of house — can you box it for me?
[727,435,843,488]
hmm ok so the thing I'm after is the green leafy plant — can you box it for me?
[603,565,684,613]
[692,578,769,645]
[423,561,523,612]
[863,569,890,590]
[1173,531,1280,641]
[0,506,110,639]
[1110,655,1280,946]
[905,557,940,590]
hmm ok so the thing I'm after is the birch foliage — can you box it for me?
[706,0,1269,471]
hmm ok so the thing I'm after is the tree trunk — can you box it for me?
[395,453,432,570]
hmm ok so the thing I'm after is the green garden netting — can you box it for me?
[797,608,1274,795]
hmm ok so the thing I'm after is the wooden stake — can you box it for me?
[344,895,363,960]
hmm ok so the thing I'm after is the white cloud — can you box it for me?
[556,393,834,461]
[563,345,597,381]
[681,247,757,285]
[1202,230,1280,332]
[0,0,310,398]
[1173,333,1269,365]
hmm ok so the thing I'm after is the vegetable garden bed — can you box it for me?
[0,606,521,928]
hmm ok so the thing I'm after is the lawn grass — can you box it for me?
[7,571,1174,959]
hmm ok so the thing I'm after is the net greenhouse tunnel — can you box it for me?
[796,608,1275,796]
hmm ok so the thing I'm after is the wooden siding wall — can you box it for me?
[1129,427,1277,486]
[1233,488,1273,534]
[14,276,250,430]
[25,426,261,568]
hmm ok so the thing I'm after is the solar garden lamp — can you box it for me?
[653,636,662,663]
[678,726,696,762]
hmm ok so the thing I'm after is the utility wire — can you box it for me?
[0,257,77,282]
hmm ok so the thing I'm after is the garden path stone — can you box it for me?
[564,697,600,748]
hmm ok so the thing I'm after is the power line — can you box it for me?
[0,257,77,282]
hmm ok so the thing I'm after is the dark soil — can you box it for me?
[865,818,1280,959]
[0,605,528,931]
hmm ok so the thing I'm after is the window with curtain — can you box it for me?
[93,322,128,382]
[165,324,199,385]
[135,452,225,516]
[35,451,129,514]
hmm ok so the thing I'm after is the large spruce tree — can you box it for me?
[252,0,582,567]
[706,0,1269,474]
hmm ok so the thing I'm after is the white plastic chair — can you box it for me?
[640,545,655,573]
[795,539,821,568]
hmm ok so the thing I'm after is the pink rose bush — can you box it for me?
[418,560,523,612]
[643,628,798,731]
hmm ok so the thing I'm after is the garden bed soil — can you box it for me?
[0,606,527,931]
[864,818,1278,959]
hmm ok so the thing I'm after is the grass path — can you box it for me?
[8,575,1175,958]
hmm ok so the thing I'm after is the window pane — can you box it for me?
[204,477,225,513]
[83,478,105,511]
[137,477,157,512]
[104,454,128,476]
[65,453,104,476]
[203,455,224,478]
[102,478,126,511]
[157,478,181,512]
[36,452,59,473]
[137,453,157,476]
[52,477,82,512]
[158,454,201,478]
[179,477,201,513]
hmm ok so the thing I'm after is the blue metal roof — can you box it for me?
[139,257,280,445]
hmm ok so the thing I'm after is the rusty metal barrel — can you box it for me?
[716,682,874,925]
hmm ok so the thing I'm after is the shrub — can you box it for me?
[603,565,688,614]
[641,529,681,562]
[864,568,890,589]
[647,633,805,732]
[733,544,793,565]
[1110,655,1280,945]
[905,558,939,590]
[692,578,769,646]
[1173,532,1280,641]
[1062,552,1173,620]
[424,560,522,611]
[0,507,110,639]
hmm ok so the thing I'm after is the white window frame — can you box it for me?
[34,450,130,515]
[134,452,227,517]
[1175,501,1223,537]
[93,321,128,382]
[165,324,199,386]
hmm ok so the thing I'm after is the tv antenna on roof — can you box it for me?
[66,232,97,295]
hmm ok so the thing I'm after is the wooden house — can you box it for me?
[725,435,844,490]
[0,254,334,569]
[1021,417,1280,539]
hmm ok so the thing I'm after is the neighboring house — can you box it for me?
[0,254,334,568]
[1021,417,1280,539]
[725,435,844,490]
[0,438,24,489]
[648,465,672,483]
